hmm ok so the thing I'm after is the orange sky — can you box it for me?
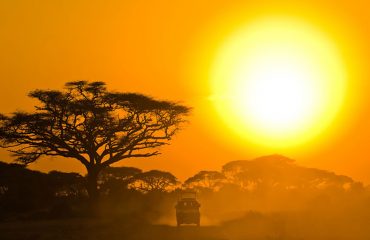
[1,0,370,183]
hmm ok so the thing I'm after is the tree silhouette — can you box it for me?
[184,170,225,191]
[48,171,86,198]
[222,155,359,192]
[0,161,54,214]
[0,81,189,199]
[130,170,178,193]
[99,166,142,195]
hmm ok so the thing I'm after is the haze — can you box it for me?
[1,0,370,185]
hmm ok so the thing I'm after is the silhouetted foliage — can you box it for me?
[0,81,190,199]
[0,154,368,234]
[184,170,225,191]
[48,171,86,198]
[99,166,142,195]
[129,170,178,193]
[0,162,66,218]
[221,154,360,192]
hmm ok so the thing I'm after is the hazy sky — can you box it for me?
[1,0,370,183]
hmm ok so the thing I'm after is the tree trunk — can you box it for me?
[86,167,101,201]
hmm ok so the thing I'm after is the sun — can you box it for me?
[210,17,347,148]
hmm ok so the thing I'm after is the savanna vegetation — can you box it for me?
[0,81,190,200]
[1,154,370,240]
[1,82,369,239]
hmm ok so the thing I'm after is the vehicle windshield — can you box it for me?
[177,200,200,208]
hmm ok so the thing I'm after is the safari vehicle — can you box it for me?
[175,191,201,226]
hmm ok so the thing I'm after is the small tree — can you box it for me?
[48,171,86,197]
[0,81,189,199]
[99,166,142,195]
[99,166,142,183]
[184,170,225,191]
[130,170,178,193]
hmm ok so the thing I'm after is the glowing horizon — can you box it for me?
[0,0,370,184]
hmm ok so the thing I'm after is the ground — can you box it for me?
[0,219,226,240]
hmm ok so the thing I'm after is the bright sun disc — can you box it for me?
[210,18,347,148]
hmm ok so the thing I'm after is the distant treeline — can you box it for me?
[0,154,368,223]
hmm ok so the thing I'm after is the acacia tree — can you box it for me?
[99,166,142,195]
[129,170,178,193]
[184,170,225,191]
[0,81,189,199]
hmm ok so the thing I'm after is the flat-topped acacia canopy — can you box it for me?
[0,81,190,199]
